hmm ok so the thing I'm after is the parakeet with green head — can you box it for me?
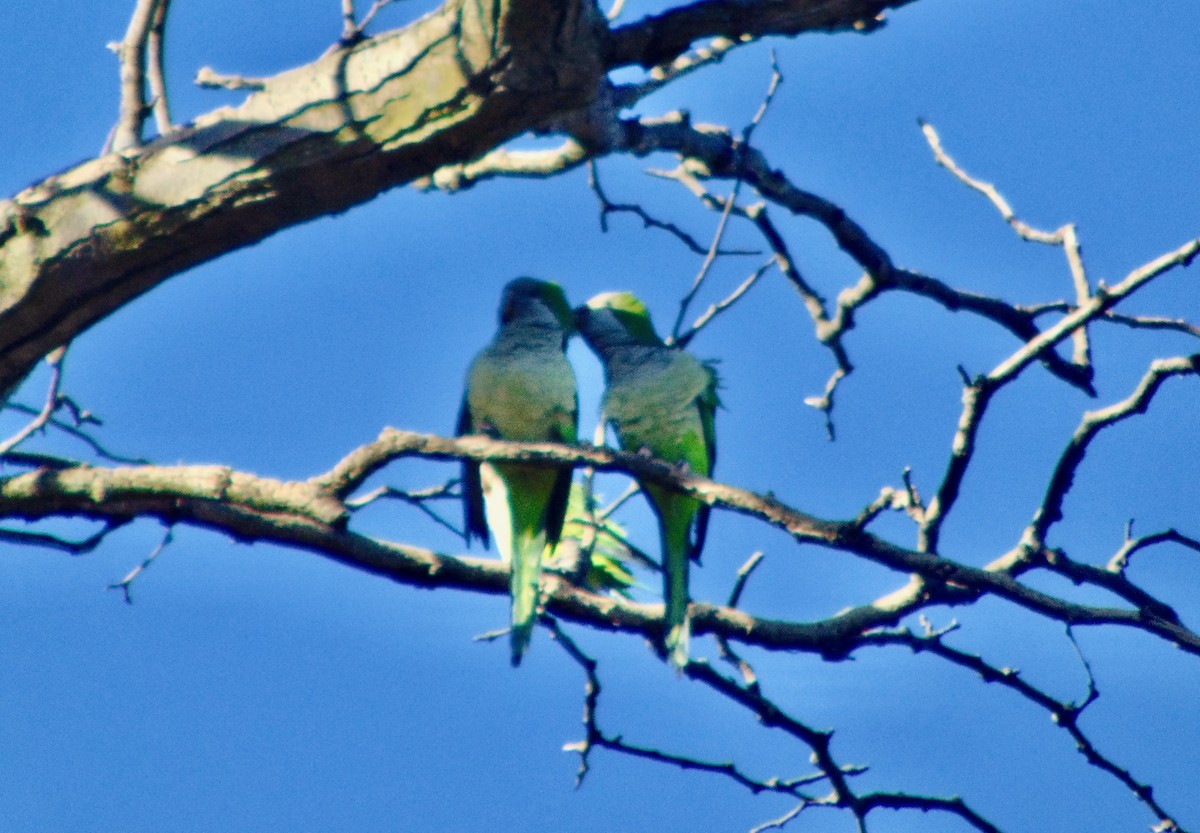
[459,278,579,666]
[575,292,718,669]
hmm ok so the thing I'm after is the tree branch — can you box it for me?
[5,427,1200,662]
[0,0,608,399]
[605,0,914,70]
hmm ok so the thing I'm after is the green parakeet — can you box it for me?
[459,278,579,666]
[575,292,718,669]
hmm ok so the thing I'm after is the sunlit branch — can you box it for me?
[0,347,67,456]
[991,239,1199,385]
[318,429,1200,653]
[853,469,924,529]
[920,119,1092,368]
[717,551,765,686]
[146,0,172,135]
[922,245,1199,553]
[612,36,748,107]
[109,0,173,151]
[194,66,268,91]
[341,0,401,45]
[633,114,1096,401]
[1109,525,1200,573]
[4,427,1194,657]
[1029,354,1200,545]
[417,138,592,192]
[1024,301,1200,341]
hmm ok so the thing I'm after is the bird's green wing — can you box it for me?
[690,360,721,559]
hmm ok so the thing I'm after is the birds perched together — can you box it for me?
[460,278,718,669]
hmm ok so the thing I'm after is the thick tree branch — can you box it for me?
[605,0,914,69]
[6,428,1200,661]
[0,0,607,400]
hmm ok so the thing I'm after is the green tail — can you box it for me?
[657,491,694,671]
[509,532,544,666]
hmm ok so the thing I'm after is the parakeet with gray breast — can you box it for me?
[575,292,718,670]
[459,278,579,666]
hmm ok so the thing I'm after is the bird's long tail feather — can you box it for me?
[510,533,544,666]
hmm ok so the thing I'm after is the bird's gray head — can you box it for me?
[575,291,664,353]
[499,277,576,335]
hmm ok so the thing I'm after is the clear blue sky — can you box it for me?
[2,2,1198,831]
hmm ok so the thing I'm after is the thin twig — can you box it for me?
[340,0,399,44]
[0,348,67,456]
[108,525,174,604]
[670,181,741,342]
[670,55,780,343]
[0,521,123,555]
[1029,354,1200,545]
[920,119,1093,370]
[3,401,149,465]
[109,0,170,151]
[587,162,757,257]
[596,481,641,521]
[551,620,837,798]
[861,624,1183,830]
[345,481,464,538]
[146,0,173,135]
[675,258,773,348]
[1109,525,1200,573]
[717,551,765,685]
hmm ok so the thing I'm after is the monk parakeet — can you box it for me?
[459,278,579,666]
[575,292,718,669]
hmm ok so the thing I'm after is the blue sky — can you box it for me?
[2,2,1199,831]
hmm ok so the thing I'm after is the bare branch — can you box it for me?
[1109,526,1200,573]
[146,0,172,135]
[921,248,1199,553]
[920,119,1093,368]
[0,520,122,555]
[0,347,67,456]
[345,480,464,539]
[1030,354,1200,545]
[417,139,592,193]
[108,524,174,604]
[109,0,172,151]
[606,0,914,70]
[632,114,1097,399]
[670,179,741,342]
[862,624,1185,830]
[194,66,268,91]
[613,36,747,107]
[341,0,357,41]
[2,402,149,466]
[718,551,765,686]
[340,0,400,45]
[587,162,757,257]
[990,239,1200,385]
[1024,305,1200,340]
